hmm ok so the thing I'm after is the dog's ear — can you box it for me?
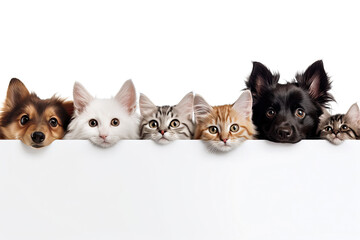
[296,60,334,107]
[62,101,74,117]
[5,78,30,109]
[246,62,280,99]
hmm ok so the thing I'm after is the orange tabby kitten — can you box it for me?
[194,90,256,152]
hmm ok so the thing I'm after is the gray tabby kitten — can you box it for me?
[317,103,360,145]
[139,92,194,144]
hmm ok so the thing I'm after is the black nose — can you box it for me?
[277,127,293,140]
[31,131,45,144]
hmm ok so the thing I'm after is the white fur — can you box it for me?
[65,81,139,148]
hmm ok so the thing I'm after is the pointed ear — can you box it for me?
[115,79,137,114]
[319,107,331,123]
[62,101,74,117]
[245,61,280,99]
[139,93,157,116]
[345,103,360,123]
[73,82,94,113]
[5,78,30,109]
[296,60,334,107]
[194,94,212,121]
[232,90,253,120]
[175,92,194,119]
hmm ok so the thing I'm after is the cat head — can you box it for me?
[194,90,256,152]
[318,103,360,145]
[139,92,194,144]
[65,80,139,147]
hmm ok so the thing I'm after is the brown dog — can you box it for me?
[0,78,74,148]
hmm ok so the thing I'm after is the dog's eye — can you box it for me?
[341,124,349,131]
[295,108,306,119]
[49,118,58,127]
[20,115,29,125]
[111,118,120,126]
[208,126,218,134]
[170,119,180,128]
[149,120,158,128]
[266,108,276,119]
[89,119,98,127]
[325,126,333,132]
[230,124,239,132]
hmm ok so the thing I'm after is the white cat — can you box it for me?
[65,80,139,147]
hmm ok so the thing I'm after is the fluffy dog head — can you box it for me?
[0,78,74,148]
[246,60,334,143]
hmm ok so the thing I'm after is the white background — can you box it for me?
[0,0,359,113]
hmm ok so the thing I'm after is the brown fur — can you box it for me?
[0,78,74,148]
[195,104,256,141]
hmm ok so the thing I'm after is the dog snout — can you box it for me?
[31,131,45,144]
[277,126,293,140]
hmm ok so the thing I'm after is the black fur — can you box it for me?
[246,60,335,143]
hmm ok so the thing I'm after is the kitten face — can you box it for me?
[139,92,194,144]
[318,103,360,145]
[194,90,256,152]
[65,80,139,147]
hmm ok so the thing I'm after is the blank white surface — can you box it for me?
[0,140,359,240]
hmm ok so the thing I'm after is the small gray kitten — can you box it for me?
[139,92,194,144]
[317,103,360,145]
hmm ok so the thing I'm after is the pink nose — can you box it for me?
[222,138,228,143]
[100,135,107,140]
[160,130,165,135]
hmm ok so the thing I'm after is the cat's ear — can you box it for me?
[232,90,253,120]
[296,60,334,107]
[345,103,360,124]
[194,94,212,121]
[176,92,194,119]
[4,78,30,110]
[246,62,280,99]
[139,93,157,116]
[319,107,331,123]
[73,82,94,113]
[115,79,137,114]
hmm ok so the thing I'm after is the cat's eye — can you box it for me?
[230,124,239,132]
[149,120,158,128]
[209,126,218,134]
[341,124,349,131]
[266,108,276,119]
[49,118,58,127]
[20,115,29,125]
[325,126,333,132]
[89,119,98,127]
[295,108,306,119]
[170,119,180,128]
[111,118,120,126]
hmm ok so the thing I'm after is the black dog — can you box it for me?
[246,60,334,143]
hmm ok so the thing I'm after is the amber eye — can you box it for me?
[170,119,180,128]
[149,120,158,128]
[111,118,120,126]
[209,126,218,134]
[341,124,349,131]
[295,108,306,119]
[49,118,58,127]
[89,119,98,127]
[325,126,333,132]
[20,115,29,125]
[266,108,276,119]
[230,124,239,132]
